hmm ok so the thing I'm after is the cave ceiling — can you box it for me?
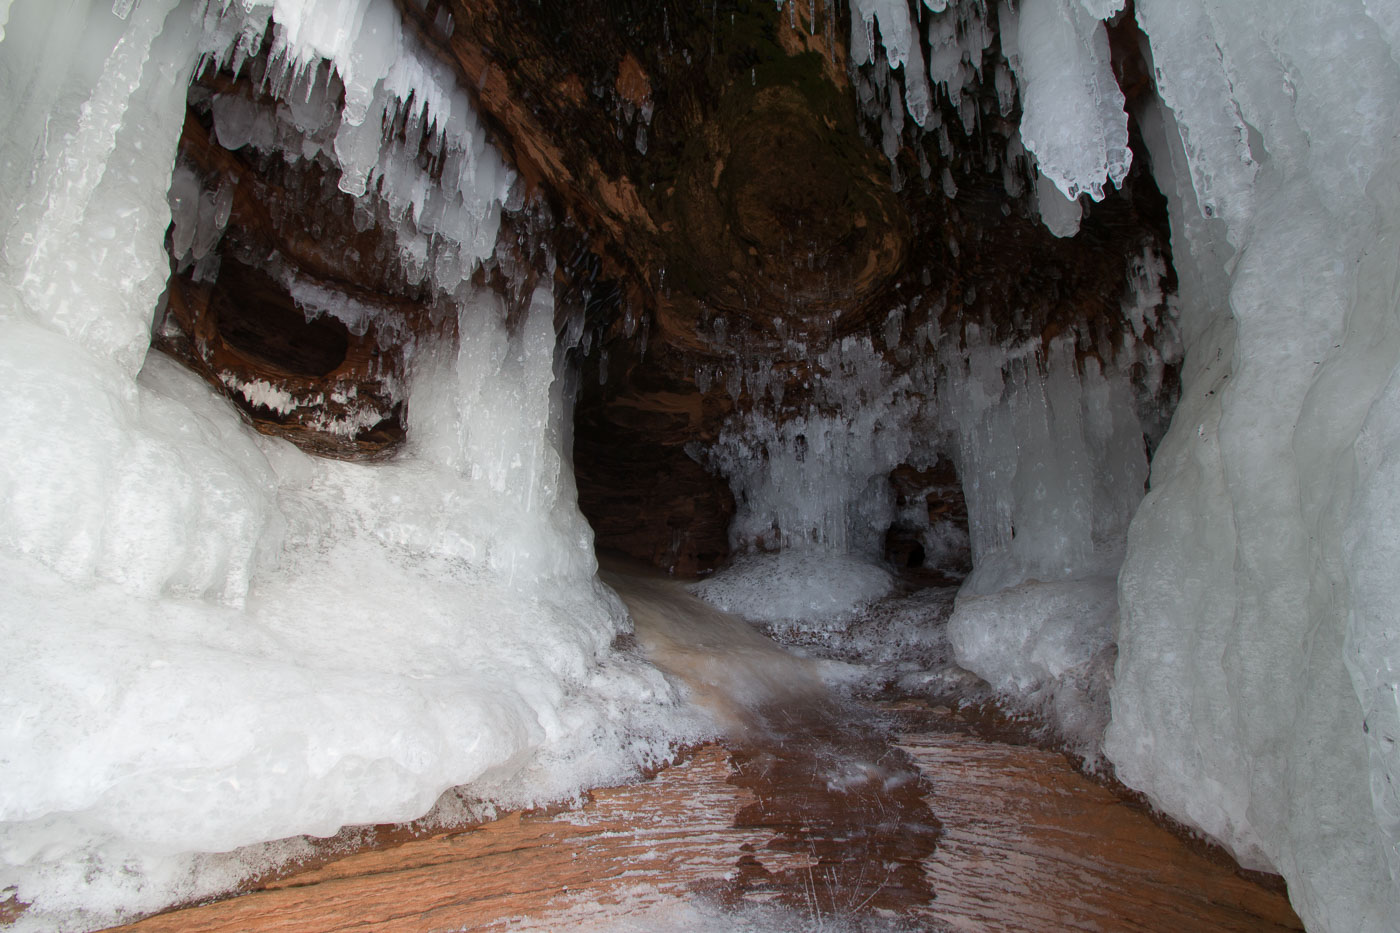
[157,0,1174,574]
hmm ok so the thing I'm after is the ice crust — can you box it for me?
[0,1,696,929]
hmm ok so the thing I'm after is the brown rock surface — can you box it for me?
[105,704,1301,933]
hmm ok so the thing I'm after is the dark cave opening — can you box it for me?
[210,259,351,379]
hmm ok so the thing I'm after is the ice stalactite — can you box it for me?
[1001,0,1130,203]
[0,2,699,929]
[193,0,513,297]
[832,0,1130,234]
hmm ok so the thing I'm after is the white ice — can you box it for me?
[1100,2,1400,930]
[1003,0,1130,203]
[0,2,700,929]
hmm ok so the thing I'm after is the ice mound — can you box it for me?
[691,551,896,636]
[948,577,1117,759]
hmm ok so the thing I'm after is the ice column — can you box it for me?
[938,328,1149,758]
[693,336,917,629]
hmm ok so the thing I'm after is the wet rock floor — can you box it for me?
[107,696,1302,933]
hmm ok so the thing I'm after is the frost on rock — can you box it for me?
[1104,2,1400,930]
[0,3,699,930]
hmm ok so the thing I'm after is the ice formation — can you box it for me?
[694,307,1158,689]
[802,1,1400,925]
[5,0,1400,929]
[0,1,696,929]
[840,0,1129,231]
[933,326,1151,762]
[1000,0,1129,202]
[1102,4,1400,930]
[693,335,912,627]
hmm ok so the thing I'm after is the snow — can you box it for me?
[0,2,698,929]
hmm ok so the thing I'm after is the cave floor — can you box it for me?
[106,696,1302,933]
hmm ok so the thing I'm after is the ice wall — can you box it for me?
[0,2,694,929]
[1102,3,1400,930]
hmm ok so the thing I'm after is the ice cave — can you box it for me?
[1,0,1398,930]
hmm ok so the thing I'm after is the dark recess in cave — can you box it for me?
[211,259,351,379]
